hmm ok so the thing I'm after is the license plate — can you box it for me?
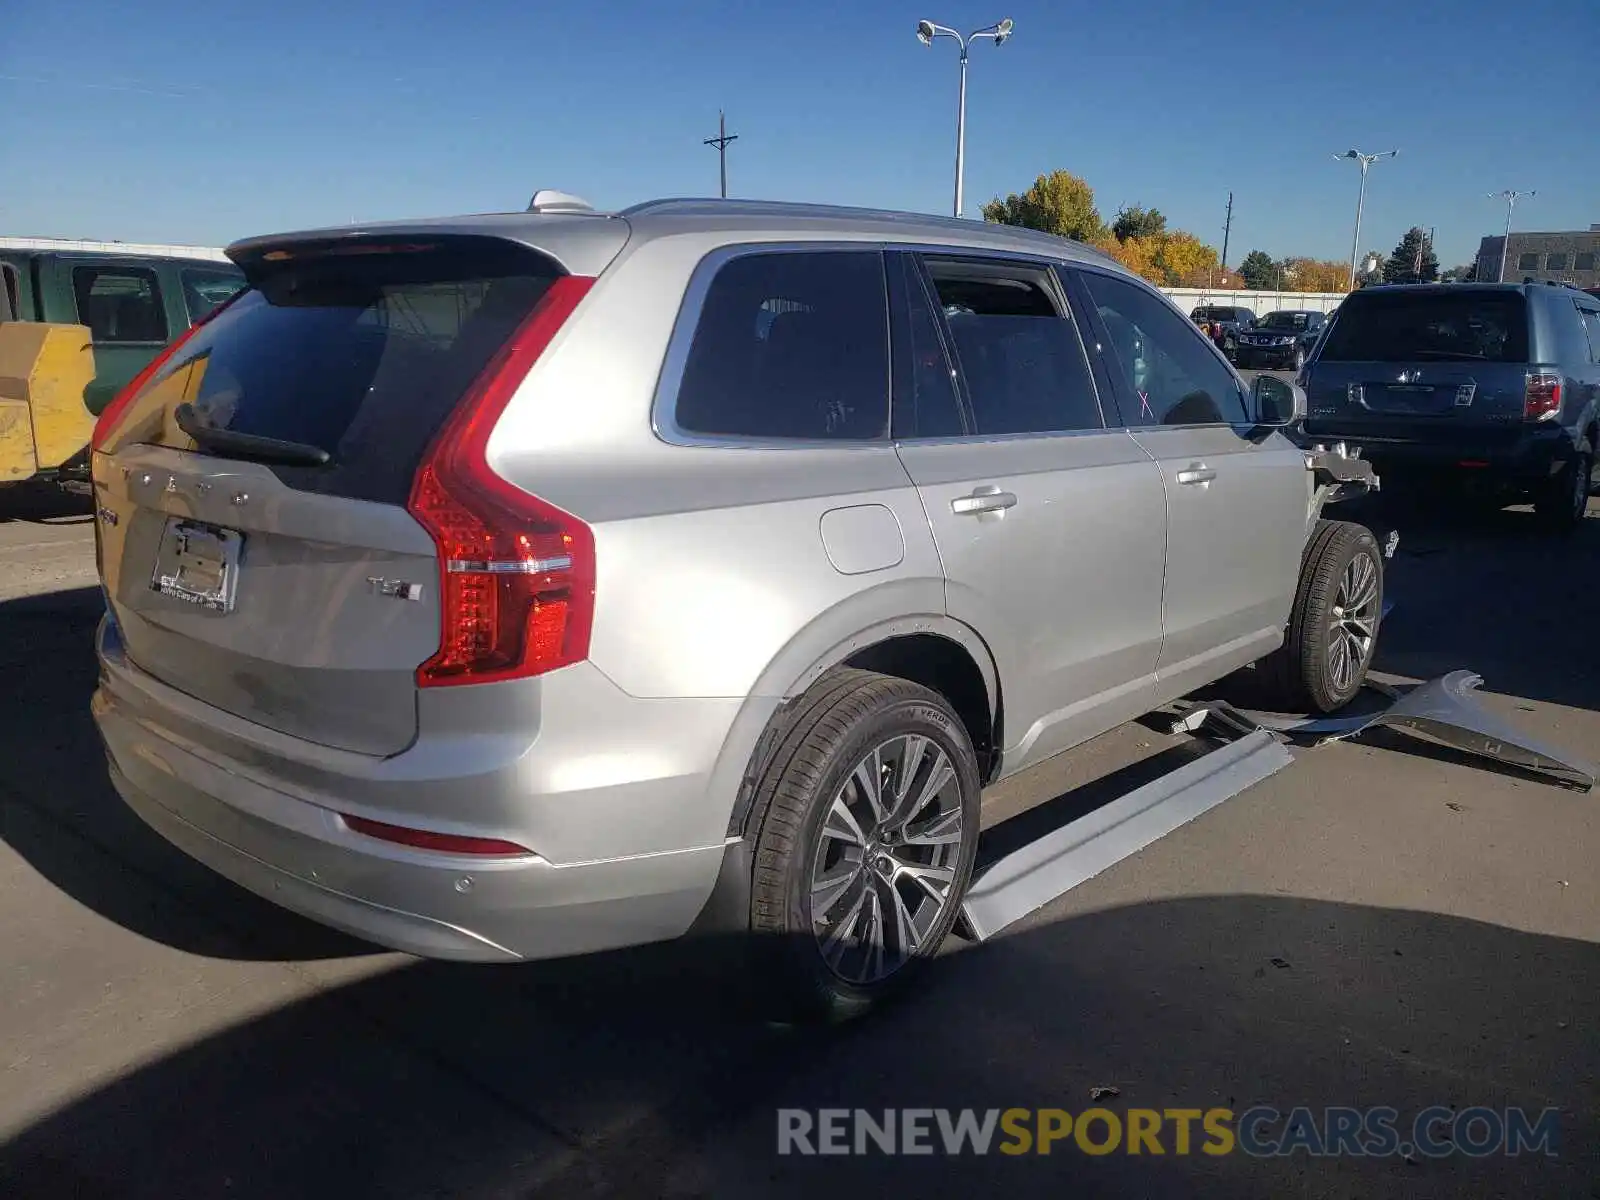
[151,520,243,613]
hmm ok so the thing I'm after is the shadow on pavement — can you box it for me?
[0,896,1594,1199]
[1351,492,1600,714]
[0,483,93,524]
[0,585,368,962]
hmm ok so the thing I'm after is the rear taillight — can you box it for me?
[409,275,596,688]
[1524,372,1562,422]
[90,290,245,453]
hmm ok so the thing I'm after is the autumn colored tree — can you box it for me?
[982,171,1107,243]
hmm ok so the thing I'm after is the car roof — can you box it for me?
[226,197,1124,279]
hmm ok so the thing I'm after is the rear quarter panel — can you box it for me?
[483,229,951,703]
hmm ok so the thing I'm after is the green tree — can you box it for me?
[1441,261,1479,283]
[1382,227,1440,284]
[1237,249,1277,290]
[982,171,1107,243]
[1111,204,1167,243]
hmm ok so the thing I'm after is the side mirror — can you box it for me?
[1251,374,1306,427]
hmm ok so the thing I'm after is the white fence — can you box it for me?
[0,237,229,263]
[1161,287,1346,317]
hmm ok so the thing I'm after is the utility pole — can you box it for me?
[1488,190,1534,283]
[703,111,738,199]
[1220,192,1233,271]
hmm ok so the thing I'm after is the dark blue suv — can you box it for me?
[1300,283,1600,529]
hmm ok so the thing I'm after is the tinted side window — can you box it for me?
[181,268,246,323]
[923,259,1102,436]
[1580,308,1600,365]
[673,251,889,441]
[1078,271,1248,427]
[72,265,168,343]
[887,254,964,439]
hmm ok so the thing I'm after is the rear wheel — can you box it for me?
[1535,440,1592,532]
[747,668,981,1022]
[1258,520,1384,714]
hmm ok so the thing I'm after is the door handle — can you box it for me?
[951,487,1018,516]
[1176,464,1217,486]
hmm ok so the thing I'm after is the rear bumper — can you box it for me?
[92,615,757,962]
[1298,421,1574,485]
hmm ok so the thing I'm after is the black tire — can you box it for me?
[1534,440,1592,532]
[1292,345,1306,373]
[1257,520,1384,715]
[746,668,981,1022]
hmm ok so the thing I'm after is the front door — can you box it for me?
[888,252,1167,772]
[1065,267,1309,702]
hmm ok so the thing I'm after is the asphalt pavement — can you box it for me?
[0,471,1596,1199]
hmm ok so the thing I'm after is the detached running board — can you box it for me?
[1239,670,1596,791]
[959,729,1294,941]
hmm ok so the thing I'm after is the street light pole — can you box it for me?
[1334,149,1398,288]
[1489,189,1535,283]
[917,18,1014,218]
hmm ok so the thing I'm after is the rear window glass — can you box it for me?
[111,239,560,503]
[180,267,246,323]
[672,250,889,440]
[1317,291,1529,364]
[1259,311,1312,330]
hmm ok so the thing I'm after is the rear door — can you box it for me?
[52,258,175,415]
[889,251,1166,770]
[1066,266,1308,700]
[93,237,573,756]
[1303,289,1533,445]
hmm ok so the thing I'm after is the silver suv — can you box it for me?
[89,197,1384,1016]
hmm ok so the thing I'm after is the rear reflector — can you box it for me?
[1524,372,1562,422]
[409,275,596,688]
[1458,460,1490,468]
[342,813,533,857]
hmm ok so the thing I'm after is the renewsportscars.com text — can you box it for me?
[776,1106,1560,1158]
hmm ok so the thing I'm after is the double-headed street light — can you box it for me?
[915,17,1014,218]
[1334,148,1398,288]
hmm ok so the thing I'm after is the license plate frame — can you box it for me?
[150,519,243,613]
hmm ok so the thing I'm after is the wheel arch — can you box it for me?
[718,611,1002,841]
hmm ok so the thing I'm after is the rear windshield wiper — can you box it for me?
[174,403,332,467]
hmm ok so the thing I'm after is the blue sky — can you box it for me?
[2,0,1594,268]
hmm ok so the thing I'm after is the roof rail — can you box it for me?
[527,189,597,215]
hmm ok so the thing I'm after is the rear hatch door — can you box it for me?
[93,234,584,755]
[1305,289,1530,442]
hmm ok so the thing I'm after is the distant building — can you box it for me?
[1476,225,1600,287]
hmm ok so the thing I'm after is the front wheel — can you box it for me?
[1292,346,1307,372]
[1258,520,1384,714]
[747,668,981,1021]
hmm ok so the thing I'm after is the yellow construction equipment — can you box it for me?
[0,323,97,485]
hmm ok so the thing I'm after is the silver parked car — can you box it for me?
[89,197,1384,1016]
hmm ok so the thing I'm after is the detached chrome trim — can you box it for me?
[446,557,573,574]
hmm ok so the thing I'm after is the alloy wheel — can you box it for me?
[807,734,965,985]
[1327,551,1380,695]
